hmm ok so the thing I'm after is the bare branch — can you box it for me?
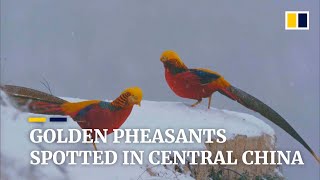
[40,77,53,95]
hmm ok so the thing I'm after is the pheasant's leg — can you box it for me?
[191,99,202,107]
[87,133,98,151]
[93,142,97,151]
[208,95,212,109]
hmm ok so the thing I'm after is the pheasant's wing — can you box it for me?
[170,68,221,88]
[64,100,118,120]
[188,68,221,85]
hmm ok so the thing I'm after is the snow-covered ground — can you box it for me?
[0,93,275,180]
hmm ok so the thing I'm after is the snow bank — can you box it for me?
[0,94,275,180]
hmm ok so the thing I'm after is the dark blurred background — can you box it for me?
[1,0,319,179]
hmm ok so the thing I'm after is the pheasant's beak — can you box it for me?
[128,96,142,107]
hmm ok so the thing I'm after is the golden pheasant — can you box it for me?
[1,85,143,150]
[160,50,320,163]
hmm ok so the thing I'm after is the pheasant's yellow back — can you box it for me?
[61,100,100,115]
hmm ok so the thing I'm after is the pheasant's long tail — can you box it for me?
[1,85,68,115]
[219,85,320,163]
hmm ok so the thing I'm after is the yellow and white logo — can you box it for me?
[285,11,309,30]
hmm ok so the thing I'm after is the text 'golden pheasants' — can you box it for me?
[160,50,320,163]
[1,85,143,150]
